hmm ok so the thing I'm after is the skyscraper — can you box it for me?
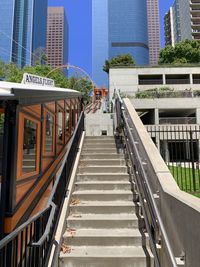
[92,0,108,88]
[164,0,200,46]
[147,0,160,65]
[46,7,68,71]
[164,8,175,46]
[0,0,48,68]
[92,0,149,87]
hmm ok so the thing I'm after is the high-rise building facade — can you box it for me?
[92,0,108,88]
[46,7,68,72]
[190,0,200,41]
[147,0,160,65]
[0,0,48,68]
[92,0,149,87]
[164,0,200,46]
[164,8,175,46]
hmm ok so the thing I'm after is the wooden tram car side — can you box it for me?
[0,81,82,238]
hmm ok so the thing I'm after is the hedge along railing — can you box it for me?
[0,111,84,267]
[135,89,200,99]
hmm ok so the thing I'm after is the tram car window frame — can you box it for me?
[16,112,41,181]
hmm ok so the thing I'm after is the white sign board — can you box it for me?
[22,73,55,87]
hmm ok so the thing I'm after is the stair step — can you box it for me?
[83,142,116,149]
[74,181,131,191]
[85,137,115,141]
[59,246,146,267]
[63,228,142,246]
[23,154,35,159]
[78,166,127,174]
[80,153,124,160]
[22,159,36,166]
[81,148,117,153]
[79,159,126,166]
[70,201,135,214]
[67,213,138,229]
[76,173,130,182]
[72,190,133,201]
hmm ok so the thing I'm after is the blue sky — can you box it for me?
[48,0,174,76]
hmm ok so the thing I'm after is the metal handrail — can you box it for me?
[31,203,56,246]
[32,111,84,246]
[122,112,177,267]
[0,206,50,249]
[114,91,177,267]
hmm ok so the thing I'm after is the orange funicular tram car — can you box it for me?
[0,78,84,266]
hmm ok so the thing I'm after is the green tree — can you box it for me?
[68,76,93,103]
[0,61,92,101]
[159,39,200,65]
[103,54,135,73]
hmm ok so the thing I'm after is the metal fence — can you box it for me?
[146,125,200,193]
[0,111,84,267]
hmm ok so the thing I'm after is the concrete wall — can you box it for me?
[109,67,200,99]
[124,98,200,267]
[131,98,200,110]
[85,113,113,136]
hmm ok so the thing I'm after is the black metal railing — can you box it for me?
[0,111,84,267]
[114,92,177,267]
[147,125,200,194]
[159,117,196,124]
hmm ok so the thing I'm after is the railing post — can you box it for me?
[190,131,196,192]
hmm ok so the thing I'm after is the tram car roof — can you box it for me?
[0,81,81,104]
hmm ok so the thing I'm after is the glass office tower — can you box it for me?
[0,0,15,63]
[92,0,109,87]
[92,0,149,87]
[0,0,47,68]
[108,0,149,65]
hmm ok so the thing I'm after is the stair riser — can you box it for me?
[23,154,35,160]
[74,183,131,191]
[22,161,36,167]
[80,154,124,160]
[22,167,35,172]
[81,149,117,154]
[84,137,115,144]
[79,160,126,166]
[65,236,142,246]
[67,220,139,229]
[76,174,130,182]
[72,194,133,202]
[60,257,146,267]
[85,137,114,141]
[70,206,135,214]
[78,166,127,174]
[83,144,116,149]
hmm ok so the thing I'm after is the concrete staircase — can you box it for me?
[59,136,147,267]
